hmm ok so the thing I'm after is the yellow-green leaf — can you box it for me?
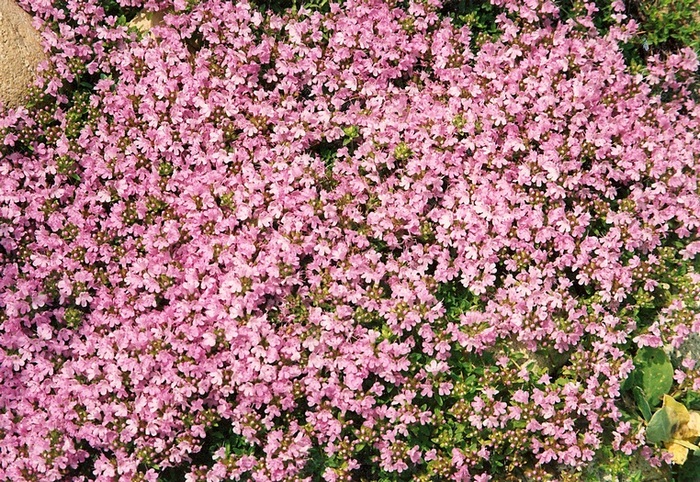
[666,440,689,465]
[669,438,700,451]
[663,394,690,429]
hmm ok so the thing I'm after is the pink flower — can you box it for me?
[3,0,700,479]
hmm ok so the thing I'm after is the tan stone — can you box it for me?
[0,0,45,108]
[128,10,165,35]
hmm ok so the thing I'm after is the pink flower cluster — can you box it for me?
[1,0,700,480]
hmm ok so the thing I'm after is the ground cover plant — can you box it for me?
[1,0,700,480]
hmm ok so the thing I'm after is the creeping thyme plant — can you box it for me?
[2,0,700,480]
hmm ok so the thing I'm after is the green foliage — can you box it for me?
[393,142,413,162]
[435,281,484,322]
[582,445,645,482]
[440,0,502,46]
[101,0,140,19]
[301,0,333,13]
[342,125,361,146]
[158,161,174,178]
[683,391,700,411]
[558,0,700,72]
[63,307,84,330]
[254,0,335,14]
[253,0,296,14]
[636,0,700,55]
[675,452,700,482]
[159,419,256,482]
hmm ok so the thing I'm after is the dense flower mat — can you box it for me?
[1,0,700,480]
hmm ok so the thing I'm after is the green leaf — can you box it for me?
[634,347,674,407]
[634,386,652,422]
[622,368,640,392]
[647,407,673,444]
[683,390,700,411]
